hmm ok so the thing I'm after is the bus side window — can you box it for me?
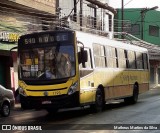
[118,48,126,68]
[93,44,106,68]
[143,53,148,69]
[136,52,143,69]
[134,52,137,69]
[115,48,119,68]
[105,46,118,68]
[124,50,129,68]
[84,48,92,68]
[146,54,149,69]
[111,47,117,68]
[128,51,136,69]
[105,46,113,68]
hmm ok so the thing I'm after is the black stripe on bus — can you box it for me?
[26,87,67,92]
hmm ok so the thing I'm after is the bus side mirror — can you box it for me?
[78,52,82,64]
[82,50,88,63]
[78,49,88,64]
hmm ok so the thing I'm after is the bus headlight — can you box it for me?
[19,87,27,97]
[68,82,78,95]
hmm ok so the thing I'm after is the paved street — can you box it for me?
[1,87,160,133]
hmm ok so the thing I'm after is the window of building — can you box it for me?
[82,2,97,28]
[123,21,131,34]
[87,3,97,28]
[149,25,159,37]
[97,8,104,31]
[129,24,140,35]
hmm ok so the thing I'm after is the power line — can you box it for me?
[122,10,141,12]
[124,0,134,7]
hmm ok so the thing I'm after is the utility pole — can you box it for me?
[80,0,83,30]
[121,0,124,38]
[141,10,145,40]
[140,6,158,40]
[73,0,77,22]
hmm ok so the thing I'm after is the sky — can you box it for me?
[108,0,160,10]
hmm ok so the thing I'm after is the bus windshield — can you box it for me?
[19,44,75,80]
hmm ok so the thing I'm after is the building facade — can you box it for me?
[0,0,57,92]
[0,0,117,92]
[114,8,160,87]
[58,0,116,38]
[0,0,117,94]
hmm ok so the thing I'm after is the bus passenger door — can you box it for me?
[78,47,94,104]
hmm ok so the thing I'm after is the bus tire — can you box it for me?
[90,88,105,113]
[20,101,30,110]
[46,108,58,114]
[124,84,139,104]
[20,95,30,109]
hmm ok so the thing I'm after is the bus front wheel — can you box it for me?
[20,96,29,109]
[46,108,58,114]
[90,88,105,113]
[20,102,29,109]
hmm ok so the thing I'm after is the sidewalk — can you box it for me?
[150,84,160,90]
[13,103,21,110]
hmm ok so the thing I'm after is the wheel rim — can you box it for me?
[3,105,10,116]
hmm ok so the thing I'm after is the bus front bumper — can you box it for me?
[20,92,79,109]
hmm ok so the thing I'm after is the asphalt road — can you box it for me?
[1,87,160,133]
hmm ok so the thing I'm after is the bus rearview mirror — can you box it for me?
[78,52,82,64]
[78,49,88,64]
[82,50,88,63]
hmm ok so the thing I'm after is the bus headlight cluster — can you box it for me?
[68,81,78,95]
[19,87,27,97]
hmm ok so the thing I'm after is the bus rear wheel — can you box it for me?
[124,84,139,104]
[90,88,105,113]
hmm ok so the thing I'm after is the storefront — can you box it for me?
[150,59,160,87]
[0,0,56,92]
[0,31,19,91]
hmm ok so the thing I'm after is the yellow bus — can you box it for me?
[18,29,149,113]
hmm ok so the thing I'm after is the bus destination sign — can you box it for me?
[24,33,69,45]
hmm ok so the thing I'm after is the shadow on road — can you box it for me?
[35,100,134,122]
[11,87,160,128]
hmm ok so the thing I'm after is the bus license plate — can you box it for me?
[53,90,61,96]
[42,101,52,104]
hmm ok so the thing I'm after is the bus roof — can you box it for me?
[76,31,148,53]
[19,29,148,53]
